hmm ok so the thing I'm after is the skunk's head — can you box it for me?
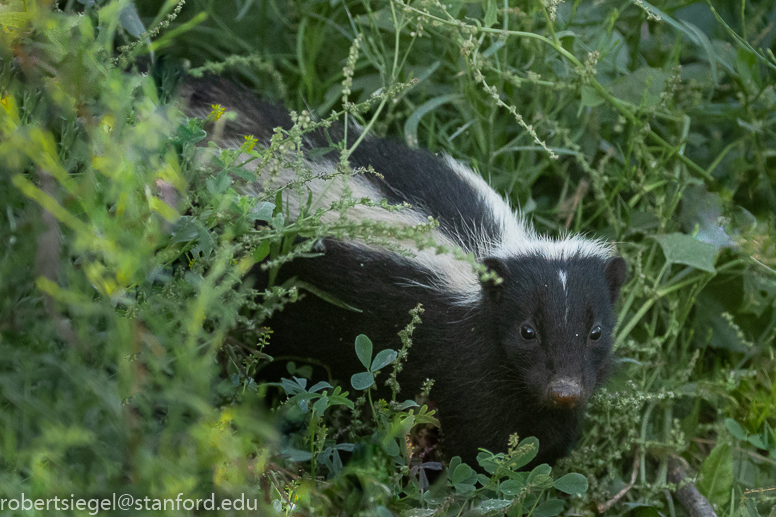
[482,255,626,411]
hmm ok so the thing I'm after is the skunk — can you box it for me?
[184,77,627,467]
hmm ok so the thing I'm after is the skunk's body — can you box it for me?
[185,78,627,467]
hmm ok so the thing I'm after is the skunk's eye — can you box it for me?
[520,325,536,340]
[589,325,602,341]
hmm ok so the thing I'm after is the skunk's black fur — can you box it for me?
[185,77,627,467]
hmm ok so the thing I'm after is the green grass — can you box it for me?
[1,0,775,515]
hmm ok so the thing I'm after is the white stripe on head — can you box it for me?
[442,156,612,261]
[559,269,569,323]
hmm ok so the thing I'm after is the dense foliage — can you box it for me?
[1,0,775,515]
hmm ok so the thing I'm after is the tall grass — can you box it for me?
[1,0,775,515]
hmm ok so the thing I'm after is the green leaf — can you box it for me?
[531,499,564,517]
[744,498,761,517]
[507,437,540,470]
[454,482,477,495]
[473,499,511,513]
[312,396,328,415]
[580,85,605,108]
[447,456,462,479]
[483,0,497,28]
[384,439,400,456]
[500,478,525,496]
[553,473,588,495]
[477,451,500,474]
[350,371,374,391]
[528,463,552,479]
[296,281,362,312]
[306,146,337,160]
[747,434,766,450]
[451,463,474,485]
[527,464,553,490]
[725,418,747,441]
[651,233,718,273]
[277,377,304,395]
[528,474,553,490]
[403,94,462,148]
[253,240,270,262]
[206,172,232,194]
[370,349,397,372]
[118,3,147,38]
[252,201,275,223]
[327,394,355,410]
[284,448,313,462]
[355,334,373,370]
[610,67,671,108]
[0,11,32,29]
[697,443,734,509]
[308,381,332,393]
[376,506,393,517]
[741,272,776,317]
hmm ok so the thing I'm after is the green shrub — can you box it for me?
[1,0,775,515]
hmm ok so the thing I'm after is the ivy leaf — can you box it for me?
[355,334,373,370]
[553,473,588,495]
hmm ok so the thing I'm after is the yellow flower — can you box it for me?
[207,104,226,122]
[241,134,258,152]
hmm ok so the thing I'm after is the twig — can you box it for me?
[597,451,640,513]
[562,180,589,229]
[666,455,717,517]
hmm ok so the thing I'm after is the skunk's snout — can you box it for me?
[548,379,582,409]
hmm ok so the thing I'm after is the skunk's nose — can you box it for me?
[548,379,582,409]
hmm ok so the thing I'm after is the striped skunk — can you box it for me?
[184,77,627,467]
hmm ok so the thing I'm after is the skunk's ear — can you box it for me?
[604,257,627,303]
[481,257,508,302]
